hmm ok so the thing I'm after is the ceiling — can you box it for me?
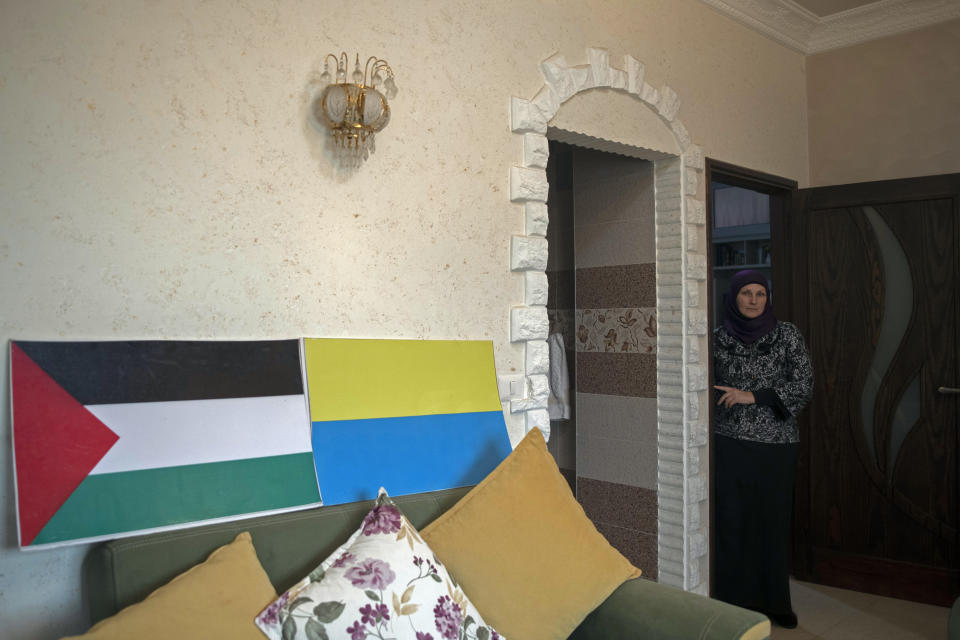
[699,0,960,53]
[791,0,879,16]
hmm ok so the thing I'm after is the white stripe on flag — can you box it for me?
[86,394,311,474]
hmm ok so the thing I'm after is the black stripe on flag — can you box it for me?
[13,340,304,405]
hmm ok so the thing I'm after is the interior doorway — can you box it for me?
[705,158,799,596]
[545,137,661,577]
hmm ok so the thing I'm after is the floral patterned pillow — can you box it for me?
[255,488,505,640]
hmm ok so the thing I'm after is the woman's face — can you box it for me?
[736,283,767,319]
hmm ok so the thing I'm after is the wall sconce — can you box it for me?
[313,52,397,166]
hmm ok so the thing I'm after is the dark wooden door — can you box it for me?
[791,174,960,606]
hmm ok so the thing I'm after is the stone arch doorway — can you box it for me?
[507,48,711,593]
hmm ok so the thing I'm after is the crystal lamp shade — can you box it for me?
[313,52,396,166]
[315,84,390,142]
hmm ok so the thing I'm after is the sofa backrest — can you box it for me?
[83,486,472,624]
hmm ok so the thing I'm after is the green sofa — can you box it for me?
[83,487,770,639]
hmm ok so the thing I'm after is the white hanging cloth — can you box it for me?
[547,332,571,420]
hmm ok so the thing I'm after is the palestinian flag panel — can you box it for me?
[305,338,512,505]
[10,339,320,549]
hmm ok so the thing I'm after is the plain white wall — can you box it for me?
[0,0,807,636]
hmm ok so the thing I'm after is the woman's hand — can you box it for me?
[714,385,755,408]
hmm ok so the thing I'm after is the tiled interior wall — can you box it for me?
[545,142,576,491]
[550,144,659,577]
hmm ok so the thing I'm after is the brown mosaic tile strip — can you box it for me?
[576,352,656,397]
[593,521,658,579]
[575,263,655,309]
[577,477,658,534]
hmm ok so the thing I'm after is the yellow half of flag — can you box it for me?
[304,338,503,422]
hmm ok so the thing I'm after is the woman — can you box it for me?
[713,269,813,629]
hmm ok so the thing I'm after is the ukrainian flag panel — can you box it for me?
[304,338,511,505]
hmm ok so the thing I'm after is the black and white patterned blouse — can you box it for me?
[713,321,814,444]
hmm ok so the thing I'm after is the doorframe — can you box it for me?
[509,47,712,592]
[704,158,799,596]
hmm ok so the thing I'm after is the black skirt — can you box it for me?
[714,433,798,616]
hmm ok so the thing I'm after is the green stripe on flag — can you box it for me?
[32,452,320,545]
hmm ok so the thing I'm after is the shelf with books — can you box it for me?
[713,238,771,268]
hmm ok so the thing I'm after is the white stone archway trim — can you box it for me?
[507,48,710,593]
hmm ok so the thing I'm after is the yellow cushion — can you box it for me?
[64,532,275,640]
[421,427,641,640]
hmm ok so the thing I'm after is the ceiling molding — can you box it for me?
[699,0,960,54]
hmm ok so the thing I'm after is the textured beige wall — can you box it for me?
[808,18,960,186]
[0,0,807,636]
[551,89,682,156]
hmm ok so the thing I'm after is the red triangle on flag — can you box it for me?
[11,343,119,546]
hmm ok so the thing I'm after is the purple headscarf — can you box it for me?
[722,269,776,344]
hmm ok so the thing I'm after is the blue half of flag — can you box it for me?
[312,411,511,505]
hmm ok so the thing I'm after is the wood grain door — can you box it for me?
[791,174,960,606]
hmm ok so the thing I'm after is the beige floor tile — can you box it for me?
[858,593,949,639]
[799,582,887,611]
[770,625,820,640]
[788,580,949,640]
[818,609,935,640]
[788,581,871,636]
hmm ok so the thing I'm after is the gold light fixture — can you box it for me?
[313,52,397,165]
